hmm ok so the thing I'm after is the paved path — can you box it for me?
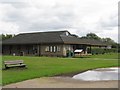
[3,77,119,88]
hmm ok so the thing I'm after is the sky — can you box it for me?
[0,0,119,42]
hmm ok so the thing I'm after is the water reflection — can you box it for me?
[73,67,119,81]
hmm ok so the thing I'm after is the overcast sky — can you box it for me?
[0,0,119,42]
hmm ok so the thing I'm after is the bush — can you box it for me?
[91,48,118,55]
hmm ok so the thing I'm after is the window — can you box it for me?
[53,46,56,52]
[66,32,69,36]
[45,46,49,52]
[57,46,60,52]
[50,46,53,52]
[45,46,60,52]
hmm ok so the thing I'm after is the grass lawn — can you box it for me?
[2,53,119,85]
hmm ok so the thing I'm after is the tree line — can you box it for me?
[80,33,119,49]
[0,34,15,41]
[80,33,115,43]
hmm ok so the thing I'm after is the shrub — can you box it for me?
[91,48,118,55]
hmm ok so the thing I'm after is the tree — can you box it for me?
[118,43,120,52]
[80,33,119,49]
[101,38,117,48]
[80,33,101,40]
[86,33,101,40]
[0,34,15,41]
[101,38,115,44]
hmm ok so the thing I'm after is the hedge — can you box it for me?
[91,48,118,55]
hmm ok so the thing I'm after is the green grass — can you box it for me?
[2,53,119,85]
[89,53,119,59]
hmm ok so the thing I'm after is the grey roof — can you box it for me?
[61,36,90,45]
[61,36,107,46]
[2,30,107,46]
[78,39,107,46]
[2,31,66,44]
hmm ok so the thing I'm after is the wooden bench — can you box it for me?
[4,60,26,69]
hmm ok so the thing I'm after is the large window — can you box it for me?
[45,46,60,52]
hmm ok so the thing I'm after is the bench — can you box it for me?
[4,60,26,69]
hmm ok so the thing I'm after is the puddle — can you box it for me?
[73,67,120,81]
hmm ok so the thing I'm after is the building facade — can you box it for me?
[2,31,107,57]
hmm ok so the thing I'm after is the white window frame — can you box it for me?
[50,46,52,52]
[53,46,56,52]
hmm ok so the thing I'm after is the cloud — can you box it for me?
[97,28,118,43]
[0,21,19,34]
[0,0,119,42]
[98,11,118,30]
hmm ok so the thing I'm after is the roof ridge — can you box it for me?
[19,30,68,35]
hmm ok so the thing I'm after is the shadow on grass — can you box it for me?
[2,66,27,71]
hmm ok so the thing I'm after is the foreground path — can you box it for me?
[3,77,118,88]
